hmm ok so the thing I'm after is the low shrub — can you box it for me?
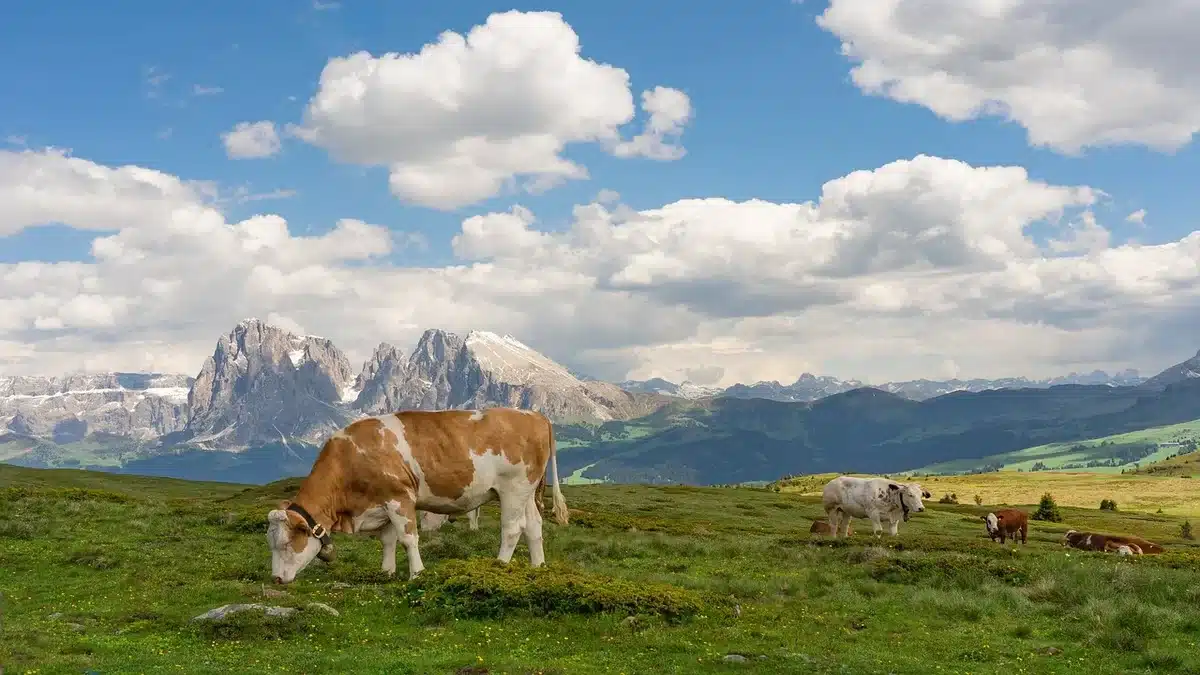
[1099,499,1118,512]
[938,493,959,504]
[64,546,120,570]
[1182,520,1194,540]
[401,558,707,621]
[868,553,1028,587]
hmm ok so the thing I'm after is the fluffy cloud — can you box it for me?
[817,0,1200,153]
[222,121,282,159]
[2,148,1199,386]
[290,10,692,210]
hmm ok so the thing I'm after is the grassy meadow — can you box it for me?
[780,470,1200,516]
[3,465,1200,674]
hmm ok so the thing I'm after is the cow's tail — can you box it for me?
[547,419,569,526]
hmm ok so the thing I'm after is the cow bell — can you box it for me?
[317,544,336,563]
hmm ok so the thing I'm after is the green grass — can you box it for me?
[4,465,1200,673]
[917,419,1200,475]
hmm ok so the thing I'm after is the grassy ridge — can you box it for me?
[917,419,1200,475]
[3,465,1200,673]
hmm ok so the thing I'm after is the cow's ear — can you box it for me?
[922,490,931,499]
[888,483,900,490]
[277,500,291,510]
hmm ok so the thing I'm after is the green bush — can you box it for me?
[401,558,707,621]
[1033,493,1062,522]
[1182,520,1194,540]
[973,495,983,506]
[1100,499,1118,511]
[938,493,959,504]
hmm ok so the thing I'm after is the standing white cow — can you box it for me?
[822,475,931,537]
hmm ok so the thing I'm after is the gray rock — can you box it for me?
[191,603,298,622]
[723,655,748,663]
[261,588,288,598]
[329,582,353,590]
[306,602,340,616]
[65,622,86,632]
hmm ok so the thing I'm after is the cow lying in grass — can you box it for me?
[982,508,1028,545]
[265,408,568,584]
[1062,530,1166,555]
[822,475,930,537]
[810,519,853,536]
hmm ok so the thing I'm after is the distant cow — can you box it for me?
[1062,530,1164,555]
[810,519,853,536]
[421,476,547,532]
[265,408,568,584]
[982,509,1029,545]
[822,475,931,537]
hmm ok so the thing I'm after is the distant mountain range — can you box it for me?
[2,318,1198,485]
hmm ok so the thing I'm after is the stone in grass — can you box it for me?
[192,604,298,622]
[306,602,340,617]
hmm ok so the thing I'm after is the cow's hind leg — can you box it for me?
[523,493,546,567]
[385,497,425,579]
[496,491,529,564]
[380,524,399,576]
[468,508,480,531]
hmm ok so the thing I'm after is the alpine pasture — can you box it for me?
[3,465,1200,674]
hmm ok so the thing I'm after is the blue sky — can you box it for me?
[2,0,1198,384]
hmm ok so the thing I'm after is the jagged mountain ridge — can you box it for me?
[625,368,1146,402]
[0,373,192,442]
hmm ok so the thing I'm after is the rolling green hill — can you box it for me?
[916,418,1200,475]
[555,380,1200,485]
[4,464,1200,673]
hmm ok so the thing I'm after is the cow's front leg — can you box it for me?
[385,498,425,579]
[468,508,480,531]
[869,514,884,537]
[1000,530,1007,544]
[379,525,399,576]
[887,517,900,536]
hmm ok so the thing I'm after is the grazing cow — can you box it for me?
[1062,530,1163,555]
[810,519,853,536]
[265,408,568,584]
[982,508,1029,545]
[822,476,931,537]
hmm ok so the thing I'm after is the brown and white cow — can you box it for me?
[810,519,853,536]
[265,407,568,584]
[982,508,1028,545]
[1061,530,1165,555]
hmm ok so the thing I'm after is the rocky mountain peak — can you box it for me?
[184,321,355,448]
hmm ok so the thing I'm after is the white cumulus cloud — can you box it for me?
[817,0,1200,154]
[289,10,693,210]
[1,148,1197,387]
[222,121,282,159]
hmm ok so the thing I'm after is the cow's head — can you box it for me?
[1061,529,1078,547]
[888,482,927,521]
[265,501,333,584]
[983,512,1000,535]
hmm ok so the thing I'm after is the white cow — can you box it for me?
[822,475,931,537]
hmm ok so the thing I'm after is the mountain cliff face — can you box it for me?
[352,329,665,423]
[184,319,357,448]
[0,373,191,441]
[1141,350,1200,390]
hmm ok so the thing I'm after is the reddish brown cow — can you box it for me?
[265,408,568,584]
[1062,530,1165,555]
[810,519,853,536]
[982,508,1029,545]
